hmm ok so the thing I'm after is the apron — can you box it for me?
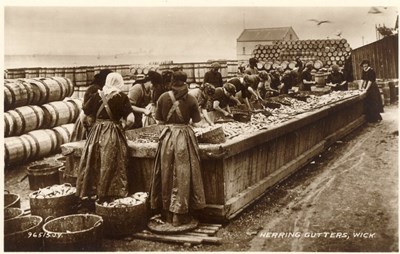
[149,91,206,214]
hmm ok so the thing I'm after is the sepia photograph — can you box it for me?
[2,0,399,252]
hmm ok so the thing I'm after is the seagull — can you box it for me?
[368,7,383,14]
[308,19,332,26]
[335,30,342,38]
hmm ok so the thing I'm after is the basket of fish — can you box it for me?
[29,183,78,219]
[95,192,149,238]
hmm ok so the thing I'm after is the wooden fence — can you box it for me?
[351,34,398,80]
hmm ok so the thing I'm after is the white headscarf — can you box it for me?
[102,73,124,96]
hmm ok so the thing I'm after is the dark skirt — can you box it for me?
[150,125,206,214]
[364,81,383,122]
[70,116,86,142]
[76,120,129,199]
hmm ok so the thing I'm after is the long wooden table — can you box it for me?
[62,93,366,222]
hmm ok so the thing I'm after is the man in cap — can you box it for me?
[245,57,259,75]
[203,62,223,88]
[300,62,317,91]
[212,82,237,118]
[150,70,206,227]
[326,64,347,91]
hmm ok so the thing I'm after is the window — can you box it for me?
[243,47,245,54]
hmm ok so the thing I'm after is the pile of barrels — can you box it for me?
[252,39,352,71]
[158,60,239,84]
[4,77,82,168]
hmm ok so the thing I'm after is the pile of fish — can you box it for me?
[130,91,363,141]
[30,184,76,199]
[100,192,148,208]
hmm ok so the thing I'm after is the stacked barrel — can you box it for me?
[252,39,352,71]
[158,60,238,84]
[4,77,82,168]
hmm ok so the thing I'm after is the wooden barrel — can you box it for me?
[264,62,273,71]
[4,105,45,137]
[4,135,32,167]
[388,80,398,104]
[136,67,143,74]
[314,73,327,87]
[41,101,80,129]
[86,66,95,84]
[53,123,75,147]
[26,129,59,161]
[74,67,87,86]
[54,68,65,77]
[64,67,75,83]
[29,185,78,218]
[25,68,40,78]
[227,60,238,78]
[39,68,47,78]
[73,86,88,99]
[4,216,43,251]
[6,68,26,79]
[45,68,56,78]
[4,79,34,111]
[382,82,391,106]
[4,207,24,221]
[181,63,195,83]
[27,162,63,190]
[43,214,103,251]
[194,63,209,83]
[27,77,72,105]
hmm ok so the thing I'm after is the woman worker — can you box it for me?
[211,82,238,118]
[360,60,383,123]
[128,70,164,128]
[76,73,135,207]
[258,71,279,99]
[188,83,216,126]
[149,71,206,227]
[70,69,112,142]
[326,64,347,91]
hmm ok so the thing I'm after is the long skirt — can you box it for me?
[365,82,383,122]
[76,120,129,199]
[150,125,206,214]
[70,117,86,142]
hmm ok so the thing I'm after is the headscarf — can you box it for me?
[201,83,216,96]
[223,83,236,96]
[171,71,189,100]
[102,73,124,96]
[258,71,270,81]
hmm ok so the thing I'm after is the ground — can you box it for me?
[4,105,398,252]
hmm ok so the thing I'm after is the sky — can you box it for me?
[2,0,399,63]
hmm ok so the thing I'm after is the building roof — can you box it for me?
[237,27,298,42]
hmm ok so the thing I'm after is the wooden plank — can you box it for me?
[134,232,203,244]
[197,225,220,231]
[183,233,222,244]
[224,115,366,219]
[199,223,223,228]
[192,228,217,236]
[225,140,326,219]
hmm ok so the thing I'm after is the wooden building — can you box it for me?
[236,27,299,62]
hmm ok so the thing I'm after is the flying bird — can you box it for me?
[308,19,332,26]
[368,7,383,14]
[335,30,342,38]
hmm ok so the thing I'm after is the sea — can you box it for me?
[4,54,175,69]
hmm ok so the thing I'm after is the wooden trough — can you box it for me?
[62,93,366,222]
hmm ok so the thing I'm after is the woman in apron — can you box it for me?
[70,69,112,142]
[150,71,206,227]
[76,73,135,208]
[360,60,383,122]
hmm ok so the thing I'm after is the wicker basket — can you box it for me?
[196,126,226,144]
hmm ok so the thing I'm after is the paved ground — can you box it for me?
[4,105,398,252]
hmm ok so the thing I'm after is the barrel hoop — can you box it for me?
[49,103,60,127]
[31,106,42,130]
[62,77,74,97]
[4,113,11,136]
[27,133,41,159]
[6,111,19,137]
[21,80,32,106]
[14,108,26,136]
[36,78,51,103]
[4,83,16,109]
[51,77,67,100]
